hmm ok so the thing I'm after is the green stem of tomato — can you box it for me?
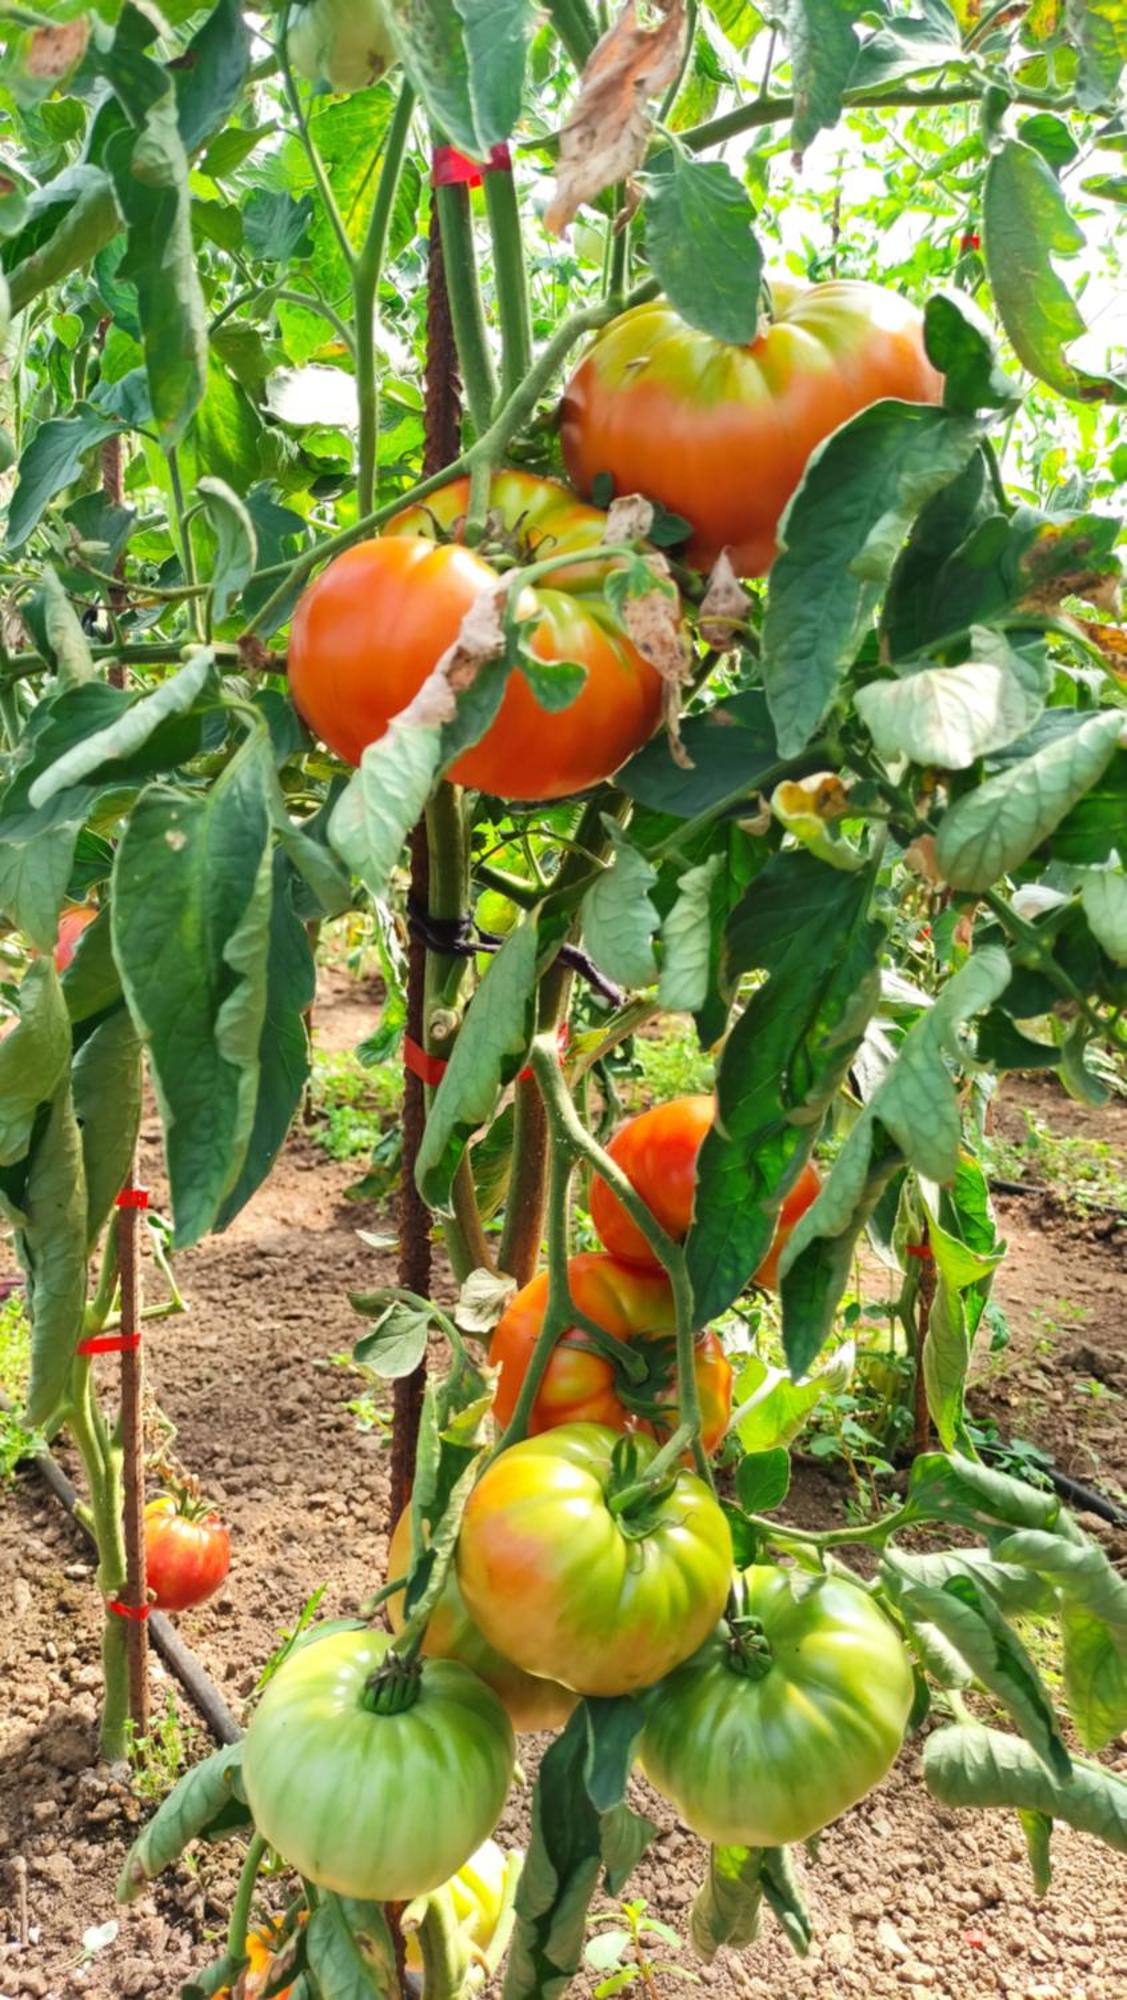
[607,1422,694,1519]
[544,0,599,68]
[680,80,1069,154]
[484,166,534,408]
[434,180,497,438]
[66,1358,130,1760]
[354,82,418,517]
[422,783,493,1282]
[226,1832,269,1974]
[404,1885,473,2000]
[745,1504,915,1552]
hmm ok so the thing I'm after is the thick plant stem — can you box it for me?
[226,1833,269,1972]
[913,1244,937,1459]
[494,1086,578,1451]
[117,1165,150,1735]
[434,181,496,437]
[354,83,417,515]
[483,167,533,406]
[68,1362,130,1761]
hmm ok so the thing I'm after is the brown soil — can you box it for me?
[2,989,1126,2000]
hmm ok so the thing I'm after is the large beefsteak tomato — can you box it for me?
[241,1628,514,1901]
[456,1422,732,1697]
[589,1096,820,1291]
[639,1565,914,1846]
[386,1506,576,1733]
[490,1250,731,1454]
[287,472,662,800]
[560,281,943,576]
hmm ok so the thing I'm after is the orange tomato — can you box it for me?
[54,905,96,972]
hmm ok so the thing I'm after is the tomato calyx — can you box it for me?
[605,1432,687,1538]
[362,1647,423,1717]
[725,1613,775,1683]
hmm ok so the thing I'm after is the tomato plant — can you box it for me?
[4,0,1127,1992]
[638,1565,915,1847]
[456,1423,733,1696]
[490,1250,731,1453]
[241,1627,515,1901]
[590,1098,820,1292]
[143,1494,231,1613]
[560,282,942,575]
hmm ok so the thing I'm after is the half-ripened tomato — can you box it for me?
[561,281,943,576]
[143,1494,230,1612]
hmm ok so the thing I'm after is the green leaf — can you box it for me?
[1066,0,1127,109]
[642,152,763,343]
[502,1705,653,2000]
[983,141,1127,405]
[111,740,273,1248]
[1061,1608,1127,1754]
[1020,1809,1053,1896]
[118,1746,246,1901]
[242,187,314,261]
[921,1185,1005,1451]
[175,0,252,154]
[618,689,786,820]
[855,655,1044,771]
[352,1299,433,1379]
[924,291,1019,414]
[904,1450,1064,1537]
[735,1446,791,1512]
[883,1556,1071,1780]
[658,853,723,1012]
[214,855,315,1232]
[28,652,215,810]
[923,1723,1127,1856]
[731,1341,854,1452]
[416,922,539,1214]
[762,403,982,756]
[306,1895,396,1998]
[581,824,659,992]
[198,477,257,624]
[106,94,209,447]
[779,0,864,156]
[330,723,442,904]
[583,1697,646,1814]
[382,0,532,157]
[1018,111,1079,173]
[779,950,1010,1373]
[72,1007,144,1252]
[24,568,94,686]
[6,404,126,552]
[691,1846,763,1959]
[0,962,72,1169]
[517,654,588,713]
[18,1085,89,1427]
[686,853,881,1324]
[1081,869,1127,964]
[6,172,121,319]
[935,709,1124,891]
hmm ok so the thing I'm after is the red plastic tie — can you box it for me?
[959,231,981,252]
[115,1187,150,1210]
[519,1020,570,1082]
[106,1597,150,1622]
[404,1035,449,1087]
[77,1331,142,1355]
[431,142,512,188]
[906,1242,935,1260]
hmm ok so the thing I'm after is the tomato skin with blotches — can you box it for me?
[590,1096,820,1292]
[489,1250,731,1455]
[639,1565,915,1847]
[456,1422,732,1697]
[561,282,943,576]
[386,1507,576,1734]
[241,1627,514,1901]
[287,472,663,801]
[143,1497,231,1612]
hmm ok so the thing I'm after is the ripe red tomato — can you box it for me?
[590,1097,821,1293]
[287,471,663,801]
[560,281,943,576]
[143,1496,230,1612]
[490,1250,731,1456]
[54,905,96,972]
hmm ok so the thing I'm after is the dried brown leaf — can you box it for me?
[27,19,89,79]
[605,493,655,544]
[904,835,942,885]
[699,551,752,650]
[395,583,508,729]
[545,0,687,236]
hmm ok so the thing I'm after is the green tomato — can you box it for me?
[242,1628,515,1900]
[639,1565,914,1846]
[287,0,396,93]
[456,1422,733,1698]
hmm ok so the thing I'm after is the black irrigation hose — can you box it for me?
[1044,1465,1127,1530]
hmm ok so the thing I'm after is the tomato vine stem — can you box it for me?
[224,1832,269,1985]
[354,82,418,516]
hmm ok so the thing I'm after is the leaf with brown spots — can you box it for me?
[699,550,752,650]
[545,0,687,235]
[26,18,90,80]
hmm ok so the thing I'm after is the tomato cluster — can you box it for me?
[288,284,940,805]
